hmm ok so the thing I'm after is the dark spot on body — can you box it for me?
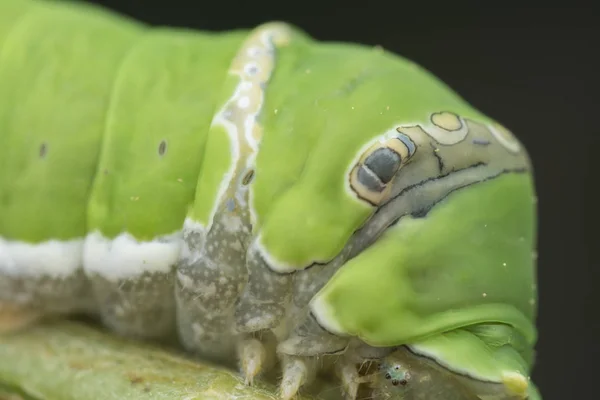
[364,148,402,184]
[242,169,255,185]
[357,166,385,192]
[39,142,47,158]
[158,140,167,156]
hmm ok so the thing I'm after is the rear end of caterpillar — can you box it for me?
[0,1,541,399]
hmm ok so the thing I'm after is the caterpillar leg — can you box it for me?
[280,355,317,400]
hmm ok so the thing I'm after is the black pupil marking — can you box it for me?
[400,379,407,386]
[357,166,385,192]
[39,142,47,158]
[392,379,399,386]
[158,140,167,156]
[242,169,255,185]
[363,147,402,184]
[385,373,391,379]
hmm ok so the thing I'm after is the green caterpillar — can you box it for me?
[0,0,540,399]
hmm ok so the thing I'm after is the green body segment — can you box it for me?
[86,29,245,239]
[0,0,143,241]
[252,42,498,268]
[0,0,248,242]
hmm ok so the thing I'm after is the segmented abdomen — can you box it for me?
[0,0,249,337]
[0,0,326,366]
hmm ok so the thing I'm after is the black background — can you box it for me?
[83,2,597,399]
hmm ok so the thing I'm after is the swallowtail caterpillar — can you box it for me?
[0,0,541,399]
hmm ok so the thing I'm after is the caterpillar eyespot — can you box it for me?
[0,1,540,400]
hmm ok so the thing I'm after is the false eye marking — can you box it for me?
[39,142,48,158]
[412,111,469,145]
[363,148,402,184]
[431,111,463,131]
[349,129,416,206]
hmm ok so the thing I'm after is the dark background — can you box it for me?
[84,2,597,399]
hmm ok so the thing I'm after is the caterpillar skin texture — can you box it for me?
[0,0,541,399]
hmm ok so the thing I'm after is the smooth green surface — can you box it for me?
[313,173,537,348]
[0,0,143,241]
[0,320,327,400]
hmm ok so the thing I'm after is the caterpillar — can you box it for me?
[0,0,541,399]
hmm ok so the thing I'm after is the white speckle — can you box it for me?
[192,323,205,336]
[482,293,487,297]
[237,96,250,109]
[247,47,262,57]
[83,230,182,281]
[177,271,195,289]
[274,108,278,114]
[502,262,507,267]
[0,236,84,278]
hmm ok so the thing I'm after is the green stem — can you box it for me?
[0,320,331,400]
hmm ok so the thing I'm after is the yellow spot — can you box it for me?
[274,108,278,114]
[177,178,183,183]
[305,68,311,74]
[431,111,463,131]
[351,106,355,110]
[482,293,487,297]
[386,105,390,110]
[502,371,529,398]
[502,262,507,267]
[130,196,140,201]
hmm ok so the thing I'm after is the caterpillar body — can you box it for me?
[0,1,540,399]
